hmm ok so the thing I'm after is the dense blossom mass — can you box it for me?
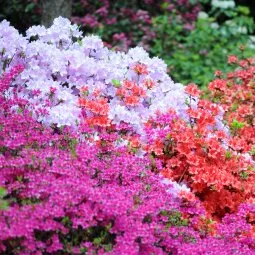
[0,18,255,254]
[0,17,189,135]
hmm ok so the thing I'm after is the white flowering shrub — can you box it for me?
[0,17,190,135]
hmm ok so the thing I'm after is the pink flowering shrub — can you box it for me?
[0,65,201,254]
[72,0,200,51]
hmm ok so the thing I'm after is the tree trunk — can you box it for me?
[41,0,72,27]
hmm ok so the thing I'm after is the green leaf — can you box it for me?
[230,119,245,130]
[240,171,249,180]
[225,151,232,159]
[237,6,250,16]
[93,237,102,245]
[112,79,121,88]
[17,108,23,113]
[0,187,7,198]
[0,200,8,210]
[104,244,112,252]
[25,3,35,13]
[17,175,23,182]
[250,147,255,156]
[77,39,83,46]
[161,2,169,10]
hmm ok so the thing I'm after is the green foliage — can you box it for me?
[112,79,121,88]
[151,4,255,87]
[225,150,232,159]
[161,210,189,227]
[250,146,255,156]
[0,0,40,33]
[151,13,186,57]
[58,219,115,254]
[239,170,249,180]
[230,119,245,132]
[0,187,8,210]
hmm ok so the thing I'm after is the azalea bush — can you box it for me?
[0,65,203,254]
[0,18,255,254]
[208,55,255,149]
[0,17,190,135]
[145,87,254,218]
[145,46,255,220]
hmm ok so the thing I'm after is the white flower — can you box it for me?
[161,178,191,197]
[211,22,219,29]
[198,12,209,19]
[211,0,235,9]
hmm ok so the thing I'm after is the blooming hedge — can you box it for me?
[0,18,255,254]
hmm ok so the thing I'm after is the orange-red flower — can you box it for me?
[185,83,200,97]
[132,63,149,75]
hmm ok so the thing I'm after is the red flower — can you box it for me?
[214,70,223,77]
[228,55,238,64]
[143,78,155,89]
[185,83,200,97]
[124,96,140,105]
[132,63,149,75]
[123,80,136,90]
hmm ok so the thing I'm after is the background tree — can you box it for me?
[41,0,72,27]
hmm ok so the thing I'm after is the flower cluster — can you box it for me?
[0,17,189,136]
[209,56,255,155]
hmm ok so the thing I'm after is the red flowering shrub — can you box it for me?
[209,56,255,156]
[145,81,255,219]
